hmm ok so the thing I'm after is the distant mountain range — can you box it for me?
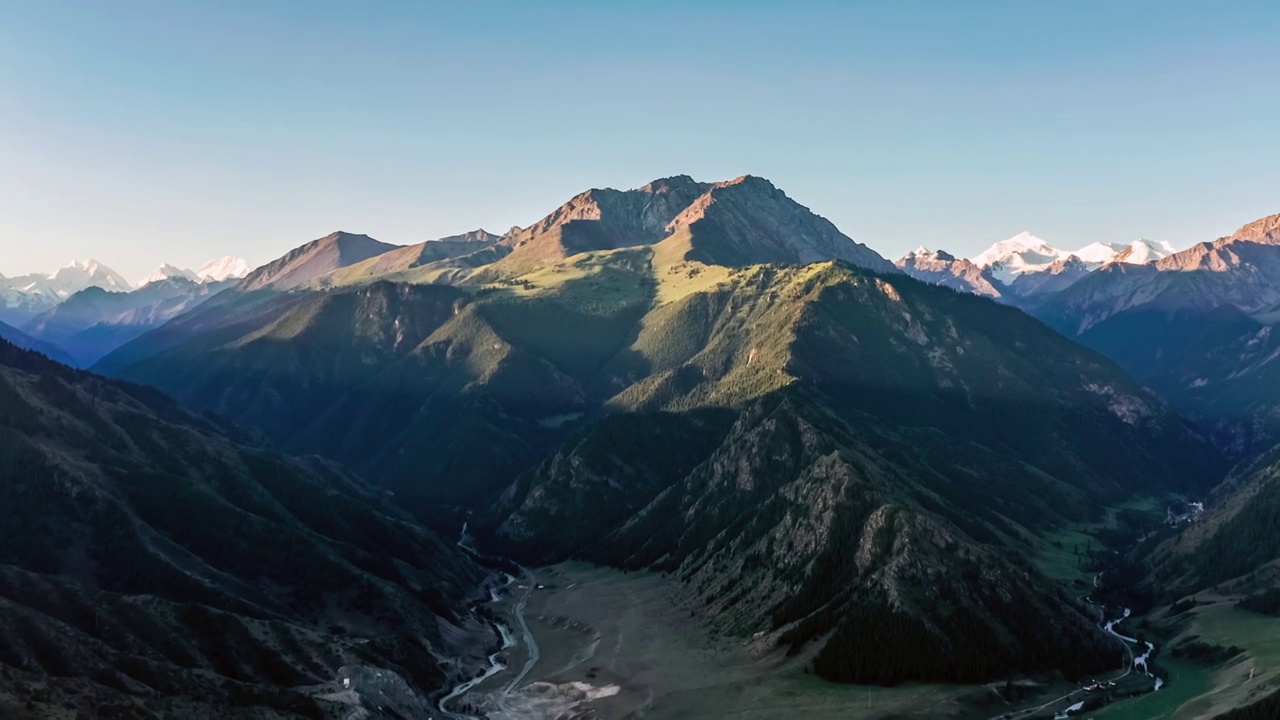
[0,257,252,366]
[136,256,251,286]
[896,233,1179,302]
[892,215,1280,456]
[0,259,133,327]
[1028,212,1280,454]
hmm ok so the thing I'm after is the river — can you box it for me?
[439,523,542,720]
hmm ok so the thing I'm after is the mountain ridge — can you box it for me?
[0,336,491,716]
[237,231,401,291]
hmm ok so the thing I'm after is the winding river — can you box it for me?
[1102,605,1163,691]
[439,523,542,719]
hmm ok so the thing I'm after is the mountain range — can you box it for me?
[12,173,1280,718]
[0,257,252,367]
[895,233,1179,302]
[0,337,490,716]
[1026,212,1280,455]
[0,260,133,327]
[82,175,1228,692]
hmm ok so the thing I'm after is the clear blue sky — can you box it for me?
[2,0,1278,281]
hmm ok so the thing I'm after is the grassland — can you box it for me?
[506,562,979,720]
[1087,658,1213,720]
[1032,494,1169,584]
[1035,526,1098,585]
[1155,600,1280,719]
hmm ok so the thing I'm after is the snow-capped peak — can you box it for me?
[1113,238,1177,265]
[1072,238,1176,267]
[196,256,252,282]
[139,263,198,287]
[971,232,1072,283]
[49,259,132,294]
[1073,242,1128,265]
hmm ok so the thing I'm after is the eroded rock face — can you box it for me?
[496,175,713,268]
[895,247,1003,297]
[664,175,896,272]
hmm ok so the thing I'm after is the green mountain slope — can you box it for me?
[0,338,489,717]
[484,264,1222,684]
[1149,445,1280,598]
[92,176,1226,687]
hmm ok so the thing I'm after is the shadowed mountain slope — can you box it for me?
[1030,212,1280,454]
[91,177,1226,687]
[0,338,489,717]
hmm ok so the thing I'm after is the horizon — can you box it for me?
[3,1,1279,280]
[2,182,1245,286]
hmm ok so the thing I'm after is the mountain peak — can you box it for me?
[900,246,956,262]
[1225,211,1280,246]
[49,259,132,293]
[195,256,252,282]
[1110,238,1177,265]
[237,232,399,291]
[662,175,895,272]
[139,263,198,287]
[971,233,1068,283]
[638,174,703,194]
[436,228,501,245]
[896,246,1000,297]
[493,176,712,270]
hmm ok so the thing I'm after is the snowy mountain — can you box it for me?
[1112,238,1177,265]
[970,233,1179,285]
[1072,242,1128,266]
[1074,238,1176,267]
[138,263,199,286]
[0,260,133,326]
[138,257,252,287]
[971,232,1073,284]
[196,256,252,282]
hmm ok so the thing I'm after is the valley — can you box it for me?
[7,173,1280,719]
[439,493,1280,720]
[12,6,1280,719]
[447,561,978,720]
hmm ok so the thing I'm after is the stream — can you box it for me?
[1101,603,1163,691]
[439,522,542,720]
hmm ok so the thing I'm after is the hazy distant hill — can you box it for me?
[22,277,236,366]
[0,319,74,365]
